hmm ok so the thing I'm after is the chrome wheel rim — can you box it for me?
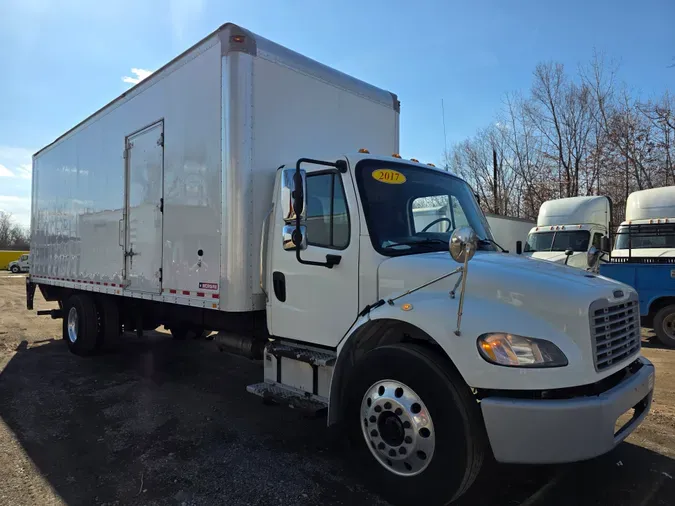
[663,313,675,339]
[360,379,435,477]
[67,307,78,344]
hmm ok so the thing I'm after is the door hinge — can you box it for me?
[157,133,164,147]
[159,197,164,213]
[123,147,128,160]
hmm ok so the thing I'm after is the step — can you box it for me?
[247,382,328,416]
[266,341,336,367]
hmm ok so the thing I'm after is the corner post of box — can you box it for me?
[218,23,257,56]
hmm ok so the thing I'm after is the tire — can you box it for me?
[10,265,19,274]
[62,293,99,356]
[653,304,675,348]
[345,343,486,505]
[94,295,120,350]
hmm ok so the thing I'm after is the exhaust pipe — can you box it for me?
[215,333,266,360]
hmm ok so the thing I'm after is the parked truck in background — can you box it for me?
[612,187,675,258]
[25,23,655,505]
[7,253,30,273]
[600,187,675,348]
[523,196,611,268]
[0,250,29,271]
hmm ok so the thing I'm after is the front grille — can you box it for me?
[589,295,641,371]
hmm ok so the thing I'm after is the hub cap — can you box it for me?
[663,313,675,339]
[67,307,78,344]
[361,380,435,477]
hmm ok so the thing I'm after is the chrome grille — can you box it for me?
[589,295,641,371]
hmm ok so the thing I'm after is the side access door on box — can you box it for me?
[122,121,165,293]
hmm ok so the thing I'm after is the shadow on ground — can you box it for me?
[0,334,673,506]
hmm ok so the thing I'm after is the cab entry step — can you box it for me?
[247,382,328,416]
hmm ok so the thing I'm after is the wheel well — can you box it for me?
[649,297,675,319]
[328,319,462,427]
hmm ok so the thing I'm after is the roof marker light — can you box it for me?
[427,163,436,167]
[410,158,419,163]
[392,153,402,158]
[358,148,370,154]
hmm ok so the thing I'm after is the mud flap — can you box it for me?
[25,277,36,310]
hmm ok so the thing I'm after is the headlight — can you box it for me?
[477,333,568,368]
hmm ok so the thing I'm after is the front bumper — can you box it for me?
[481,357,655,464]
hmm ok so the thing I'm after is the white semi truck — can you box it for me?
[523,196,611,268]
[26,23,654,505]
[612,186,675,257]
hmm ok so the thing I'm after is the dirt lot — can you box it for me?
[1,273,674,506]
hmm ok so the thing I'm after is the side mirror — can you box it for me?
[283,224,307,250]
[564,248,573,265]
[587,246,601,271]
[516,240,522,255]
[601,236,611,253]
[280,168,306,223]
[449,227,478,263]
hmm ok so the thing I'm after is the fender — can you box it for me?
[328,290,581,426]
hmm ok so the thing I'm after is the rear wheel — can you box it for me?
[63,293,98,356]
[654,304,675,348]
[345,343,486,505]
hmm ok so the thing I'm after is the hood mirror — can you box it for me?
[587,246,601,271]
[449,227,478,263]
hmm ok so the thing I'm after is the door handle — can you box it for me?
[118,219,124,247]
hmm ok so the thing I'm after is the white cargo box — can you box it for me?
[31,23,400,313]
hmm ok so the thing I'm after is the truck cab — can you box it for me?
[8,253,30,273]
[612,187,675,258]
[255,153,654,503]
[523,196,610,268]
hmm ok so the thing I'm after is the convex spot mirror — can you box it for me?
[449,227,478,263]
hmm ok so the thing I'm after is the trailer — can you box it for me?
[27,23,655,505]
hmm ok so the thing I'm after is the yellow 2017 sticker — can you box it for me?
[372,168,406,184]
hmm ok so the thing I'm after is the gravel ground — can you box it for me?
[1,273,674,505]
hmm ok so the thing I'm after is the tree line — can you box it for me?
[0,212,29,250]
[445,54,674,226]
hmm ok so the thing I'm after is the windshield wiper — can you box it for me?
[383,238,448,249]
[478,238,507,253]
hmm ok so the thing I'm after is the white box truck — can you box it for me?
[522,196,611,268]
[26,23,654,505]
[612,186,675,258]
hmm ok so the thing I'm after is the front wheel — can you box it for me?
[346,343,486,505]
[654,304,675,348]
[10,265,20,274]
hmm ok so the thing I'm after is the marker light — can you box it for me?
[427,163,436,167]
[230,35,246,43]
[359,148,370,154]
[392,153,402,158]
[410,158,419,163]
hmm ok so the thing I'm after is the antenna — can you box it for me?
[441,99,448,160]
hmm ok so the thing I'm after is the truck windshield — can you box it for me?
[355,160,494,256]
[615,224,675,249]
[525,230,590,252]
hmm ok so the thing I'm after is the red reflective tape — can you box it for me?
[104,283,108,286]
[196,292,205,297]
[169,289,177,294]
[182,290,190,295]
[212,294,219,299]
[96,282,101,285]
[111,283,117,287]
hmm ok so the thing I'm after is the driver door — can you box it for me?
[266,160,360,348]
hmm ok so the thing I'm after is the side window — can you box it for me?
[305,173,350,249]
[592,233,602,249]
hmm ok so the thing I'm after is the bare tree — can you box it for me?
[0,212,29,250]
